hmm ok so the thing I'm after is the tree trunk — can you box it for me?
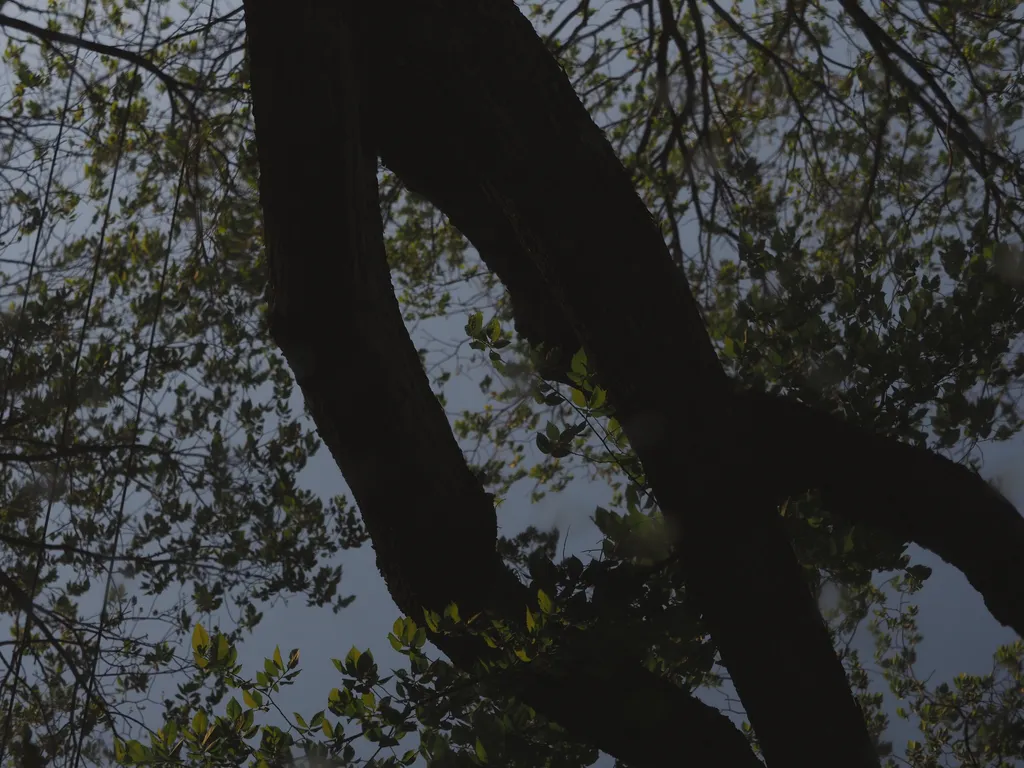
[352,1,880,768]
[244,2,762,765]
[357,0,1024,645]
[352,2,878,766]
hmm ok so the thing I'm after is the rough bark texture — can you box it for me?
[244,3,762,766]
[355,3,879,767]
[359,0,1024,644]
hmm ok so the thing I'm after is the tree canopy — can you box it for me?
[0,0,1022,766]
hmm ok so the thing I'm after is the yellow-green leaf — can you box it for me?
[191,624,210,653]
[423,609,440,632]
[537,589,553,614]
[345,646,361,668]
[570,348,587,376]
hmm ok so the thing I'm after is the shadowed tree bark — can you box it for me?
[353,2,877,766]
[244,2,761,766]
[245,0,1024,765]
[355,1,1024,640]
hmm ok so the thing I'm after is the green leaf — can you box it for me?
[444,602,461,623]
[465,311,484,336]
[128,740,146,761]
[475,737,489,763]
[537,589,553,614]
[570,348,587,376]
[215,633,230,661]
[413,627,427,648]
[356,649,375,678]
[191,623,210,653]
[906,564,933,582]
[423,609,440,632]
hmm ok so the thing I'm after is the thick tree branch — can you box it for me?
[360,0,1024,647]
[243,3,760,766]
[739,390,1024,637]
[354,2,878,766]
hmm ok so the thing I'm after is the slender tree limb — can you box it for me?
[0,571,90,707]
[0,12,199,122]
